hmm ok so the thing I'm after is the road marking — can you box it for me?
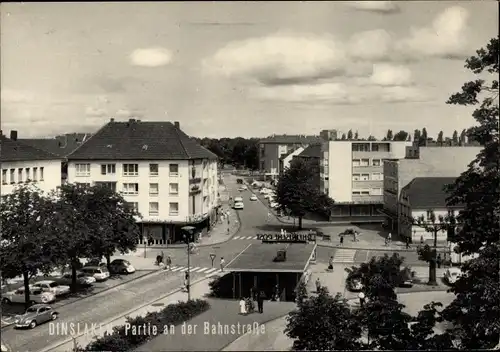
[205,268,218,274]
[171,267,184,272]
[233,236,242,239]
[196,267,209,273]
[180,267,189,272]
[333,249,357,263]
[191,267,200,272]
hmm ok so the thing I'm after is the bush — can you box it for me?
[85,299,210,351]
[208,274,233,298]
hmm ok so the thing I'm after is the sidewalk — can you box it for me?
[43,273,218,352]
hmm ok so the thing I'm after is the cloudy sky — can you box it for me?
[1,1,497,139]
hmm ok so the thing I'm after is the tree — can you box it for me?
[285,287,362,351]
[393,130,409,141]
[0,185,65,309]
[452,130,459,145]
[347,129,353,140]
[275,158,334,229]
[354,131,359,140]
[341,133,347,140]
[386,129,393,140]
[367,135,377,141]
[85,184,141,266]
[437,37,500,349]
[459,129,467,145]
[420,128,428,146]
[407,134,412,142]
[437,131,444,146]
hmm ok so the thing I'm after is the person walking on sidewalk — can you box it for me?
[165,256,172,271]
[387,232,392,245]
[257,291,265,313]
[405,236,410,249]
[220,257,225,272]
[328,256,334,271]
[339,234,344,246]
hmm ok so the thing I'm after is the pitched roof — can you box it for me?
[259,135,322,144]
[297,143,322,158]
[20,133,92,158]
[68,120,218,161]
[0,135,62,162]
[403,177,459,209]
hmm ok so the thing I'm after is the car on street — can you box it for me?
[109,259,136,274]
[233,202,244,210]
[239,185,248,190]
[269,201,279,208]
[234,196,243,203]
[2,287,55,305]
[81,266,110,281]
[31,281,70,296]
[14,304,58,329]
[238,187,246,191]
[250,194,258,201]
[444,267,463,285]
[59,271,96,286]
[259,188,269,194]
[346,275,364,292]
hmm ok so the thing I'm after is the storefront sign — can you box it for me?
[257,232,316,243]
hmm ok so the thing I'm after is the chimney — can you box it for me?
[174,121,180,129]
[110,118,115,122]
[10,130,18,141]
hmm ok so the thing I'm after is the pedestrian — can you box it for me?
[267,212,272,223]
[220,257,225,272]
[353,231,357,242]
[387,232,392,245]
[239,297,247,315]
[420,235,424,245]
[340,234,344,246]
[405,237,410,249]
[328,256,334,271]
[437,253,442,268]
[148,234,154,246]
[315,277,321,292]
[358,292,366,308]
[257,291,265,313]
[166,256,172,270]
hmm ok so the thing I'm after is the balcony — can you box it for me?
[189,177,202,184]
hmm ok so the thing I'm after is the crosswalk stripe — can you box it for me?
[171,267,184,272]
[196,267,209,273]
[191,267,200,272]
[332,249,357,262]
[205,268,218,274]
[180,267,189,272]
[234,236,242,239]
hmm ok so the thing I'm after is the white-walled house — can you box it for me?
[398,177,461,243]
[1,131,62,196]
[66,119,219,245]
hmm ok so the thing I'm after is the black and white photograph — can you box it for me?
[1,1,498,351]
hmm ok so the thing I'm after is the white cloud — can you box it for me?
[130,47,173,67]
[348,1,400,13]
[348,30,393,61]
[116,109,143,118]
[203,34,348,84]
[370,64,413,86]
[1,89,36,104]
[85,107,108,117]
[396,6,470,59]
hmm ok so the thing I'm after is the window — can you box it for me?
[95,182,117,192]
[371,144,379,152]
[352,191,361,195]
[169,202,179,216]
[127,202,139,212]
[372,159,381,166]
[352,159,361,167]
[371,188,383,196]
[25,168,30,181]
[76,182,91,187]
[10,169,15,183]
[360,159,369,167]
[40,167,44,180]
[18,168,23,183]
[360,174,370,181]
[33,167,38,182]
[123,183,139,195]
[426,210,433,221]
[360,190,370,195]
[100,164,116,175]
[123,164,139,176]
[1,169,7,185]
[75,163,91,177]
[149,202,159,216]
[169,183,179,195]
[372,172,382,181]
[149,164,159,176]
[149,183,159,196]
[169,164,179,176]
[352,174,360,181]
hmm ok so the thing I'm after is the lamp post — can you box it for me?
[181,226,195,301]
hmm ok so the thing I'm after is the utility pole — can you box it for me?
[187,235,191,301]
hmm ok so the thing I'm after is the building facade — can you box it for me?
[1,131,62,196]
[258,135,322,179]
[66,119,219,245]
[383,144,481,233]
[293,144,322,191]
[320,140,412,219]
[399,177,461,243]
[278,146,305,175]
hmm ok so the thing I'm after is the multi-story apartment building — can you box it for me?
[399,177,462,243]
[258,134,322,179]
[320,140,412,220]
[383,144,482,234]
[293,144,322,191]
[66,119,219,245]
[0,131,62,196]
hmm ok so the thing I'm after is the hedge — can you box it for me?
[83,299,210,351]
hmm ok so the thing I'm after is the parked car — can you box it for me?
[14,304,58,329]
[234,202,244,210]
[2,287,55,305]
[250,195,258,201]
[240,185,248,190]
[84,258,107,267]
[259,188,269,194]
[59,271,96,285]
[444,267,463,285]
[31,281,70,296]
[234,196,243,203]
[81,266,110,281]
[346,275,364,292]
[269,202,279,209]
[238,187,246,192]
[109,259,136,274]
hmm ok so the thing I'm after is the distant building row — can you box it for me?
[257,131,481,243]
[0,119,219,245]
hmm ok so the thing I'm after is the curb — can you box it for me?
[1,269,159,330]
[40,274,217,352]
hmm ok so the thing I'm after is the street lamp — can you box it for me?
[181,225,196,301]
